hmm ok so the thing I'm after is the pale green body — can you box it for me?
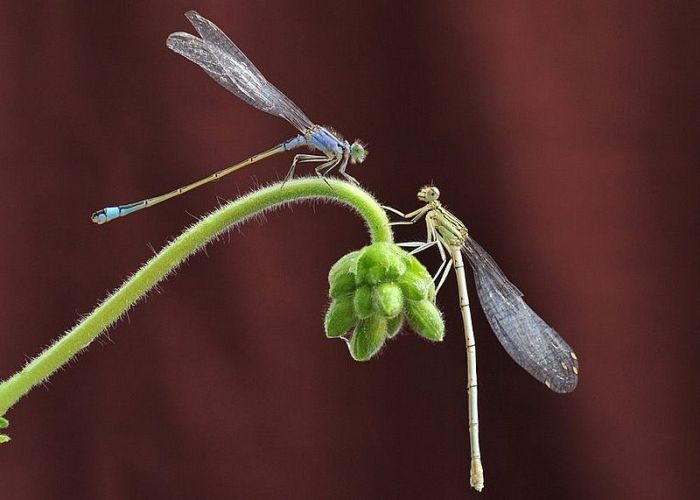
[385,186,484,491]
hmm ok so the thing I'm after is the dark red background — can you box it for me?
[1,1,698,499]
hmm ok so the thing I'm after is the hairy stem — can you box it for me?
[0,177,392,415]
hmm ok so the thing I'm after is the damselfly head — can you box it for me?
[349,141,368,164]
[418,186,440,203]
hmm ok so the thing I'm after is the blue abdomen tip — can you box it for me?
[105,207,121,219]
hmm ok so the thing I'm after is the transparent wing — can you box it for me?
[462,236,579,393]
[166,33,236,96]
[166,11,314,132]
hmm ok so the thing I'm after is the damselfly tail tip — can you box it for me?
[90,208,115,225]
[91,210,106,224]
[470,458,484,492]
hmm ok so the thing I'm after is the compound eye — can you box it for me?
[349,142,367,164]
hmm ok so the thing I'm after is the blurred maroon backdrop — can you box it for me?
[1,1,699,499]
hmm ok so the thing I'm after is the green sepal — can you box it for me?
[374,282,404,318]
[406,299,445,341]
[350,316,388,361]
[0,435,10,444]
[324,296,356,338]
[330,273,357,299]
[403,253,436,297]
[356,242,407,285]
[403,251,430,274]
[386,315,403,338]
[353,285,374,319]
[398,271,434,301]
[0,417,8,429]
[329,250,359,280]
[329,251,359,298]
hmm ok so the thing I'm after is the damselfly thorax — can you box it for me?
[304,126,349,158]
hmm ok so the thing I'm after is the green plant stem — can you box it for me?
[0,177,392,415]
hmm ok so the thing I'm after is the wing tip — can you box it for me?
[184,10,201,21]
[166,31,199,45]
[545,374,579,393]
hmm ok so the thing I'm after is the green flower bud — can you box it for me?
[402,254,437,301]
[0,416,9,444]
[329,250,359,280]
[353,285,374,319]
[329,251,359,298]
[374,282,403,317]
[324,295,356,338]
[398,270,434,301]
[406,299,445,341]
[330,272,356,299]
[386,315,404,338]
[403,251,429,274]
[350,316,387,361]
[356,242,407,285]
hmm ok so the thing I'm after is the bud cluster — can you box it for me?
[325,242,445,361]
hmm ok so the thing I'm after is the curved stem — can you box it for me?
[0,177,392,415]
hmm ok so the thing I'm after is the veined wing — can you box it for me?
[462,236,578,393]
[166,11,314,132]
